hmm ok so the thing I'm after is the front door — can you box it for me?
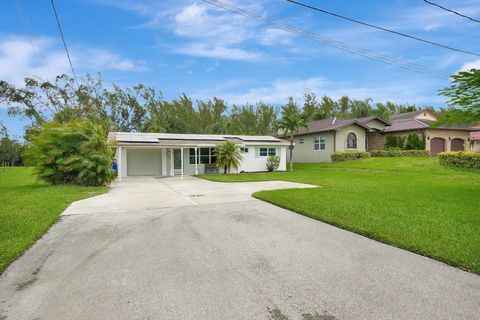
[174,149,182,170]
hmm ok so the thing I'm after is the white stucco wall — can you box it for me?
[237,145,287,172]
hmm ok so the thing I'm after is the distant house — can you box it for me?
[283,117,373,162]
[368,109,480,156]
[286,109,480,162]
[108,132,289,180]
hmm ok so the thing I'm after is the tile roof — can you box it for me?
[293,118,371,136]
[383,119,429,133]
[389,110,431,121]
[356,115,391,126]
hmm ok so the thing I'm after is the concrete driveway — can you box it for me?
[0,177,479,320]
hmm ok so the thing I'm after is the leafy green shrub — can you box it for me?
[385,135,405,149]
[438,152,480,169]
[405,133,425,150]
[266,155,280,171]
[331,151,371,162]
[24,120,115,186]
[370,150,430,157]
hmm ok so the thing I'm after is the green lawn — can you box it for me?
[0,167,107,274]
[199,158,480,274]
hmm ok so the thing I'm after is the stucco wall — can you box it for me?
[289,133,335,163]
[425,129,470,151]
[336,124,367,152]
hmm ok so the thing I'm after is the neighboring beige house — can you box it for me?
[284,118,372,162]
[108,132,289,181]
[471,132,480,152]
[287,109,480,162]
[369,109,480,156]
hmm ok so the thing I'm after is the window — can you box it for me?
[259,147,276,156]
[347,132,357,149]
[314,136,326,151]
[240,147,249,153]
[299,138,304,144]
[189,148,216,164]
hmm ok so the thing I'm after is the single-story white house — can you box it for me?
[108,132,289,181]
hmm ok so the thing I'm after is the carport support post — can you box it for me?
[180,147,184,179]
[118,147,122,182]
[194,147,198,175]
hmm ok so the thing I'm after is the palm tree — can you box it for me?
[277,113,308,172]
[215,140,243,174]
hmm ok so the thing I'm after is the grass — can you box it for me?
[199,158,480,274]
[0,167,107,274]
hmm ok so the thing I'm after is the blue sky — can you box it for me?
[1,0,480,137]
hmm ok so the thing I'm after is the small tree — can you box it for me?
[215,141,243,174]
[436,69,480,125]
[266,155,280,172]
[405,133,425,150]
[277,113,308,172]
[24,120,115,186]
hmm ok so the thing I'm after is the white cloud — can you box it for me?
[193,76,445,106]
[460,59,480,71]
[175,43,261,61]
[0,35,146,86]
[258,28,292,46]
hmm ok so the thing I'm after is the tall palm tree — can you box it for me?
[277,114,308,172]
[215,140,243,174]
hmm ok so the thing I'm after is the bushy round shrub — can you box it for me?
[24,120,115,186]
[331,151,371,162]
[438,152,480,169]
[266,155,280,171]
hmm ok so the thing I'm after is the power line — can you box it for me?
[50,0,78,87]
[285,0,480,57]
[200,0,447,78]
[14,0,51,80]
[423,0,480,24]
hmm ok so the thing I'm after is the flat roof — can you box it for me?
[108,132,289,146]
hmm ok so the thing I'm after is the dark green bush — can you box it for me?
[331,151,371,162]
[370,150,430,157]
[438,152,480,169]
[405,133,425,150]
[24,120,115,186]
[385,135,405,149]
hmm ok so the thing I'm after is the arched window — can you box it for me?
[347,132,357,149]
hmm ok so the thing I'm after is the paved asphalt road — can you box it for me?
[0,177,479,320]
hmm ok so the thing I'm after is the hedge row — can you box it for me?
[370,150,431,158]
[331,151,371,162]
[438,152,480,169]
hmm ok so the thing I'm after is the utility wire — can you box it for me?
[50,0,78,87]
[423,0,480,24]
[200,0,447,78]
[285,0,480,57]
[14,0,51,80]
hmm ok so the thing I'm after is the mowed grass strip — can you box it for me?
[199,158,480,274]
[0,167,107,274]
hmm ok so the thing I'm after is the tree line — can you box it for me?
[0,74,430,138]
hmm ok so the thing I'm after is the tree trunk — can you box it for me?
[289,134,294,172]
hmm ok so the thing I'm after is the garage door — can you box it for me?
[430,138,445,156]
[127,149,162,176]
[451,138,464,151]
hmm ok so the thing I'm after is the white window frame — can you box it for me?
[299,138,304,144]
[314,136,326,151]
[259,147,276,157]
[240,147,249,153]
